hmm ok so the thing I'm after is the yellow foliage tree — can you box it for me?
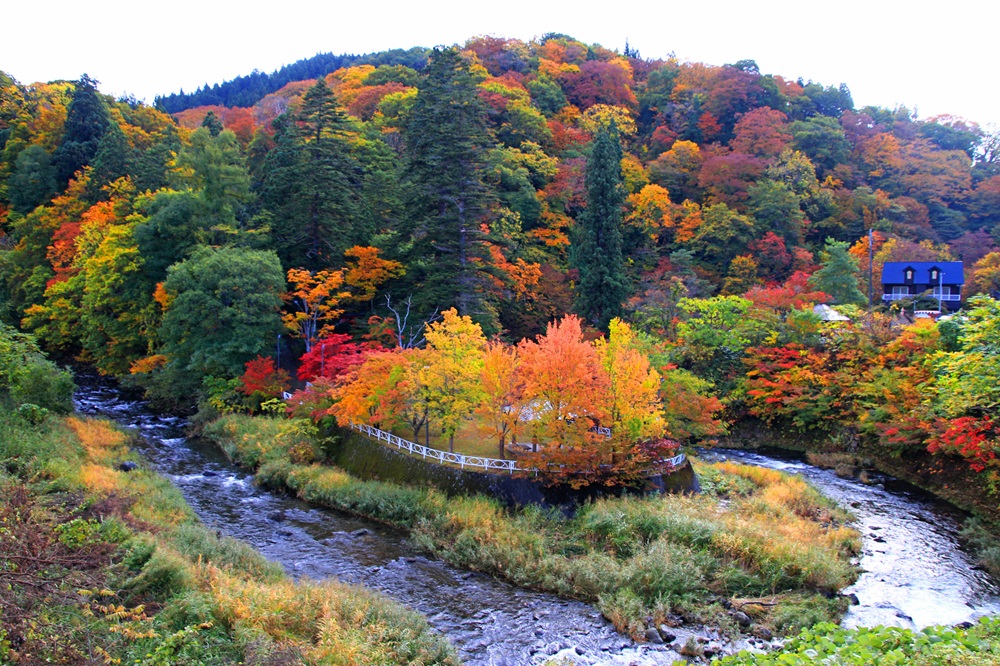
[594,319,665,443]
[418,309,487,452]
[343,245,405,302]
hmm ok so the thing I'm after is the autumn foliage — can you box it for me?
[6,37,1000,500]
[296,333,371,382]
[316,313,693,487]
[239,356,290,399]
[927,417,999,473]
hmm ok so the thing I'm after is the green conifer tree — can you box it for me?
[400,47,498,330]
[260,80,361,270]
[809,237,866,304]
[53,74,111,185]
[200,110,224,137]
[572,123,628,329]
[297,78,359,267]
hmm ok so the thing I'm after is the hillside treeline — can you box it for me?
[1,34,999,410]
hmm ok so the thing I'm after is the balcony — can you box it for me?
[882,293,961,301]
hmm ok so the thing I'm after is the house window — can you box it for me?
[933,286,950,297]
[930,269,939,281]
[892,286,910,296]
[905,269,914,281]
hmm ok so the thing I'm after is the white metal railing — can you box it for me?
[658,453,688,469]
[882,293,960,301]
[349,422,520,472]
[347,421,686,477]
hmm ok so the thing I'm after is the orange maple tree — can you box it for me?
[517,314,609,449]
[475,341,529,458]
[282,268,349,351]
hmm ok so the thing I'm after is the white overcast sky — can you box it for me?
[3,0,997,127]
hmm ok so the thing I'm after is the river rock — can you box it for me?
[678,638,703,657]
[731,610,752,628]
[752,626,773,640]
[644,627,664,644]
[658,626,676,642]
[118,461,139,472]
[351,528,371,537]
[267,510,286,522]
[704,643,722,657]
[844,592,860,605]
[202,470,217,477]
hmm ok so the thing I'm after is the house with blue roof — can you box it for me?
[881,261,964,307]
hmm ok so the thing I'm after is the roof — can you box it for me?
[881,262,964,285]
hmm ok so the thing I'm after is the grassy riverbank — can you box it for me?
[0,411,457,665]
[721,418,1000,577]
[204,414,862,640]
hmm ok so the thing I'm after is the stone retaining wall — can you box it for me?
[326,427,700,510]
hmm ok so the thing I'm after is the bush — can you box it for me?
[16,402,49,425]
[960,517,1000,578]
[0,324,75,413]
[716,617,1000,665]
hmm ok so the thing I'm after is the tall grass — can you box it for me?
[0,410,458,665]
[206,414,862,639]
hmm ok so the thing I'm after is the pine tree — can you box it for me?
[87,123,133,200]
[809,238,866,305]
[260,80,361,270]
[53,74,111,185]
[200,110,224,137]
[572,123,629,329]
[400,47,498,331]
[298,78,360,267]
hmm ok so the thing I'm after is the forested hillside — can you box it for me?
[1,34,999,413]
[154,47,429,113]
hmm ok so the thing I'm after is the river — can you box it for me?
[74,376,1000,664]
[74,375,702,665]
[702,447,1000,629]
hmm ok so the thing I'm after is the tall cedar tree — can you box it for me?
[261,79,360,270]
[53,74,111,186]
[299,79,360,266]
[573,123,629,329]
[401,47,498,331]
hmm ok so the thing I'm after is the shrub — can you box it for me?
[0,324,75,413]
